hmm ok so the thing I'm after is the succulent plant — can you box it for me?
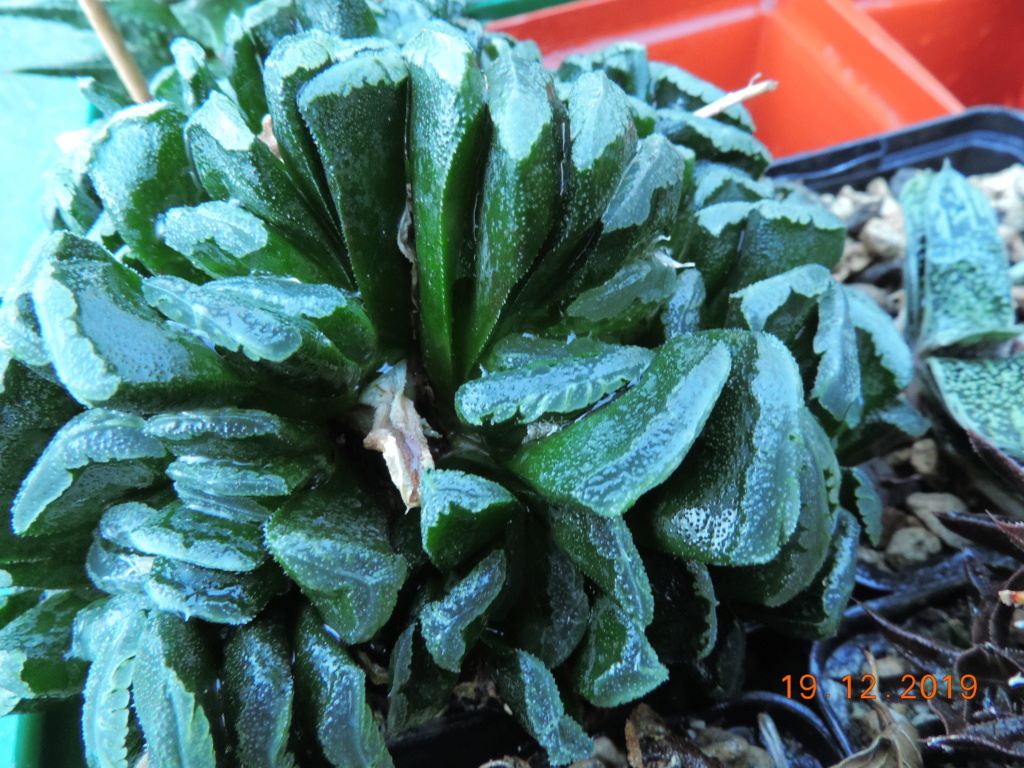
[0,1,919,765]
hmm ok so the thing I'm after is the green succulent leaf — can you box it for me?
[185,92,346,273]
[32,240,243,410]
[841,466,883,547]
[298,0,378,38]
[463,50,562,368]
[712,409,839,607]
[167,453,329,498]
[223,15,269,131]
[223,619,296,768]
[654,108,769,176]
[133,612,220,768]
[730,264,862,431]
[843,284,914,414]
[299,39,413,353]
[691,161,773,207]
[81,607,146,768]
[648,61,754,131]
[557,42,651,100]
[146,407,326,460]
[419,469,520,571]
[0,590,90,703]
[145,558,285,625]
[928,355,1024,461]
[903,162,1019,352]
[88,102,207,281]
[160,201,344,285]
[489,644,592,767]
[241,0,301,57]
[650,330,804,566]
[420,549,507,672]
[169,37,221,112]
[11,408,166,537]
[836,395,929,467]
[542,504,653,628]
[99,500,266,572]
[265,476,408,643]
[86,537,155,596]
[387,623,457,735]
[685,200,755,299]
[404,28,488,395]
[294,604,394,768]
[456,343,655,426]
[662,268,706,339]
[513,333,731,518]
[646,554,717,665]
[71,594,141,663]
[572,595,668,708]
[745,509,860,640]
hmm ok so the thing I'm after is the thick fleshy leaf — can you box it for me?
[662,268,706,338]
[146,407,326,460]
[167,453,329,498]
[404,28,488,396]
[86,537,155,596]
[100,500,266,572]
[241,0,300,57]
[32,242,242,410]
[650,330,804,566]
[557,41,650,99]
[161,202,342,284]
[223,620,296,768]
[299,39,413,353]
[223,15,268,132]
[297,0,377,38]
[841,466,883,547]
[836,395,929,467]
[456,343,654,426]
[928,355,1024,462]
[727,200,845,291]
[746,509,859,639]
[542,504,653,628]
[504,526,589,668]
[713,409,839,607]
[902,162,1019,352]
[185,92,346,275]
[82,607,146,768]
[685,201,754,298]
[294,605,394,768]
[419,469,519,571]
[730,264,862,431]
[387,623,457,736]
[462,51,561,368]
[648,61,754,131]
[691,161,773,207]
[420,549,507,672]
[646,554,717,664]
[569,133,691,295]
[169,37,220,112]
[655,108,769,176]
[558,255,682,341]
[11,409,166,537]
[143,275,363,397]
[87,102,206,280]
[145,558,284,625]
[513,333,731,518]
[133,613,220,768]
[843,284,914,414]
[265,477,407,644]
[0,590,90,702]
[71,594,141,663]
[489,645,592,767]
[572,595,668,708]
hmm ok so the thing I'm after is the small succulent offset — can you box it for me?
[0,0,917,765]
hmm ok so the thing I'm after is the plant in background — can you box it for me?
[0,1,919,765]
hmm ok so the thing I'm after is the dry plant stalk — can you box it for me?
[76,0,151,103]
[694,77,778,119]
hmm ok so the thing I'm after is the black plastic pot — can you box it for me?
[768,106,1024,193]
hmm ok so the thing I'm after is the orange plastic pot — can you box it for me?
[490,0,964,157]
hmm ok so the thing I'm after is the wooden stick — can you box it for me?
[76,0,151,103]
[694,78,778,119]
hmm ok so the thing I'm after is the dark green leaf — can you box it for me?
[684,200,754,299]
[662,268,705,338]
[387,623,457,735]
[646,554,716,664]
[145,558,284,625]
[170,38,220,112]
[649,61,754,131]
[133,612,221,768]
[146,407,325,460]
[297,0,378,38]
[11,409,166,537]
[691,161,773,207]
[240,0,299,57]
[456,343,655,426]
[655,108,769,176]
[265,477,407,643]
[836,396,929,467]
[170,0,248,52]
[223,14,268,132]
[33,242,243,411]
[841,466,883,547]
[419,469,519,570]
[299,39,413,353]
[489,644,592,767]
[843,284,913,414]
[462,51,561,369]
[542,504,653,628]
[294,604,393,768]
[86,537,154,596]
[88,102,206,280]
[513,333,731,518]
[650,330,804,565]
[420,549,506,672]
[223,619,296,768]
[572,595,667,708]
[167,454,329,498]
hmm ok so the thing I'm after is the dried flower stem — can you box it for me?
[694,78,778,119]
[76,0,151,103]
